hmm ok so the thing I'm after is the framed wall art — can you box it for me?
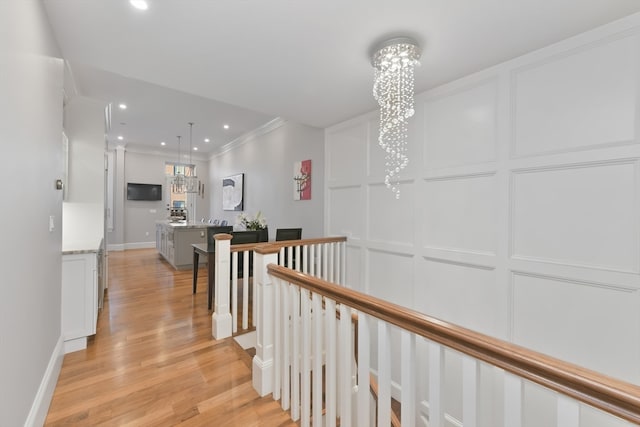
[222,173,244,211]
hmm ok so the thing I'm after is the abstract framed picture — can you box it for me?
[222,173,244,211]
[293,159,311,200]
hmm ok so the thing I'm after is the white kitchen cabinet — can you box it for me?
[62,251,99,353]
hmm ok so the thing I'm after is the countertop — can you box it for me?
[63,238,103,255]
[156,220,214,229]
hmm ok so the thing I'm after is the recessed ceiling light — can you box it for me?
[223,124,229,130]
[117,135,124,140]
[204,138,210,143]
[160,141,166,146]
[193,147,198,151]
[129,0,148,10]
[118,103,127,110]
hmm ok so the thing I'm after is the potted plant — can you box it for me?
[236,211,269,241]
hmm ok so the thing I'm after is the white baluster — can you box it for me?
[301,289,311,427]
[242,250,249,330]
[326,298,337,427]
[322,244,329,280]
[212,234,232,339]
[357,312,371,427]
[295,245,301,271]
[401,330,416,427]
[462,355,479,427]
[428,341,444,427]
[339,304,352,427]
[312,292,323,427]
[328,242,335,283]
[340,241,346,287]
[291,285,301,421]
[557,395,579,427]
[302,244,309,274]
[252,246,278,396]
[281,282,290,410]
[273,271,281,401]
[309,245,315,277]
[377,321,391,427]
[231,251,238,334]
[504,372,523,427]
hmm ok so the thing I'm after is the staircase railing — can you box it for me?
[211,234,347,339]
[251,245,640,427]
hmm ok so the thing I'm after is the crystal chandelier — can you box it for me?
[184,122,199,193]
[371,37,421,198]
[171,135,186,194]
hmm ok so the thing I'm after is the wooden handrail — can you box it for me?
[229,236,347,253]
[267,264,640,424]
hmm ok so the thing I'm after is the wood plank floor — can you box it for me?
[45,249,296,426]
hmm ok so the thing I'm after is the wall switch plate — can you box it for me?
[49,215,55,232]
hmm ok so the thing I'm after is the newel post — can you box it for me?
[212,233,233,339]
[252,244,279,396]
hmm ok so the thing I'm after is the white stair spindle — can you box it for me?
[322,244,329,280]
[357,312,371,427]
[377,321,391,427]
[291,285,301,421]
[326,298,337,427]
[428,341,445,427]
[301,289,311,427]
[328,242,335,283]
[312,292,323,427]
[557,395,580,427]
[302,244,309,274]
[242,250,249,329]
[401,330,416,427]
[281,282,291,411]
[504,372,523,427]
[273,272,281,401]
[462,355,480,427]
[339,304,352,427]
[231,251,238,333]
[309,244,315,277]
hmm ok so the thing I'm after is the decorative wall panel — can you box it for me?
[423,173,497,256]
[368,249,414,307]
[326,121,367,182]
[327,186,363,239]
[424,80,498,170]
[512,272,640,383]
[511,160,638,272]
[416,258,504,337]
[369,182,415,245]
[513,35,638,157]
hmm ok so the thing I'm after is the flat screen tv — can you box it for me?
[127,183,162,201]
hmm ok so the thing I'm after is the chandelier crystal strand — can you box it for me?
[372,39,420,199]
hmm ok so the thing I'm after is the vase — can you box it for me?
[257,227,269,242]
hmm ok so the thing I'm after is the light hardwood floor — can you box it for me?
[45,249,295,426]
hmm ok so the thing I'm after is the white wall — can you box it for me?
[326,13,640,426]
[209,120,325,238]
[0,1,65,425]
[62,96,106,248]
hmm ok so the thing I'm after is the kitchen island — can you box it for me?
[156,221,211,270]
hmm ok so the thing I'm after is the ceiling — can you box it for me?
[43,0,640,156]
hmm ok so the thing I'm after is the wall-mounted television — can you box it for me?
[127,183,162,201]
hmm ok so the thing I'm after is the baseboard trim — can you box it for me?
[125,242,156,250]
[107,242,156,251]
[24,335,64,427]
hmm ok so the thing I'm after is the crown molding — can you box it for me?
[210,117,287,159]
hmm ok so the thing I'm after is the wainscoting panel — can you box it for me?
[368,249,415,308]
[512,272,640,382]
[325,120,368,183]
[512,34,638,158]
[511,160,639,273]
[416,258,504,338]
[423,173,497,256]
[369,182,416,246]
[424,79,499,170]
[327,186,364,239]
